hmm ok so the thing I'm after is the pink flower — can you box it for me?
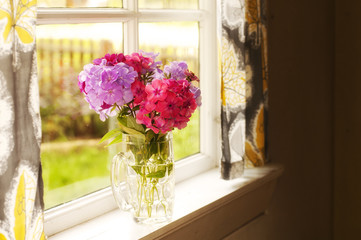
[145,79,168,102]
[104,53,118,66]
[125,53,142,73]
[100,101,112,109]
[117,53,126,63]
[180,99,197,118]
[173,116,189,130]
[131,80,146,104]
[156,92,182,118]
[153,116,166,132]
[185,69,199,82]
[144,101,156,112]
[163,119,174,132]
[141,56,153,71]
[78,79,86,93]
[136,109,152,126]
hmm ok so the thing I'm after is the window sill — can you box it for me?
[47,163,283,240]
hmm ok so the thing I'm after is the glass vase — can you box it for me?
[111,132,174,224]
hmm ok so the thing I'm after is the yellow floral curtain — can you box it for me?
[0,0,45,239]
[219,0,268,180]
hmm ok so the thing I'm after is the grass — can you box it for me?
[41,111,200,209]
[41,140,110,209]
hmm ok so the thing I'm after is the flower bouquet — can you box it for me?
[78,51,201,223]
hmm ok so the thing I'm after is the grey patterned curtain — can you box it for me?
[219,0,268,180]
[0,1,45,239]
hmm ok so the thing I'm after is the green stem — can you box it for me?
[127,103,136,118]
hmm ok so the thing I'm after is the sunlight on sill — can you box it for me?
[48,163,283,240]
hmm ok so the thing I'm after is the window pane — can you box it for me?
[37,23,123,209]
[139,0,198,9]
[38,0,123,8]
[139,22,200,160]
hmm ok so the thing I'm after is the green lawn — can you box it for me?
[42,111,199,209]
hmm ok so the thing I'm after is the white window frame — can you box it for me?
[38,0,219,236]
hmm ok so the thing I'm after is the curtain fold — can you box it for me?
[219,0,268,180]
[0,1,45,239]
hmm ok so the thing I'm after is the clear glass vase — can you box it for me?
[111,132,174,224]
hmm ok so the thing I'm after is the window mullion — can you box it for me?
[37,8,133,24]
[123,0,139,53]
[138,9,203,22]
[199,0,219,167]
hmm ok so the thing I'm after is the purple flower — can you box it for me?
[113,63,137,88]
[152,68,164,79]
[101,68,118,88]
[190,85,202,107]
[163,61,188,80]
[98,83,124,105]
[78,62,137,121]
[93,58,102,65]
[140,50,162,73]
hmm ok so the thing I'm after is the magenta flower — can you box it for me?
[131,80,147,105]
[136,109,152,126]
[104,53,118,66]
[145,79,168,102]
[173,116,189,130]
[156,92,182,118]
[180,98,197,118]
[153,116,166,129]
[185,69,199,82]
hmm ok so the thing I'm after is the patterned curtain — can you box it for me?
[0,1,45,239]
[219,0,268,180]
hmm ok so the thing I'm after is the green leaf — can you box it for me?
[111,104,117,112]
[126,116,145,133]
[167,163,174,175]
[119,125,146,139]
[106,134,124,147]
[118,106,130,117]
[145,130,156,142]
[146,169,166,178]
[117,116,146,140]
[99,128,122,144]
[131,166,143,176]
[132,105,140,112]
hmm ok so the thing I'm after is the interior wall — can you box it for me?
[334,0,361,239]
[237,0,334,239]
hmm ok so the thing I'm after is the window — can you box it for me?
[38,0,218,235]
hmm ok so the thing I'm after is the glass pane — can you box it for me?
[139,22,200,160]
[139,0,198,9]
[38,0,123,8]
[37,23,123,209]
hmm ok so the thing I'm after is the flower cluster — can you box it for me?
[78,51,201,135]
[78,61,137,121]
[136,78,198,133]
